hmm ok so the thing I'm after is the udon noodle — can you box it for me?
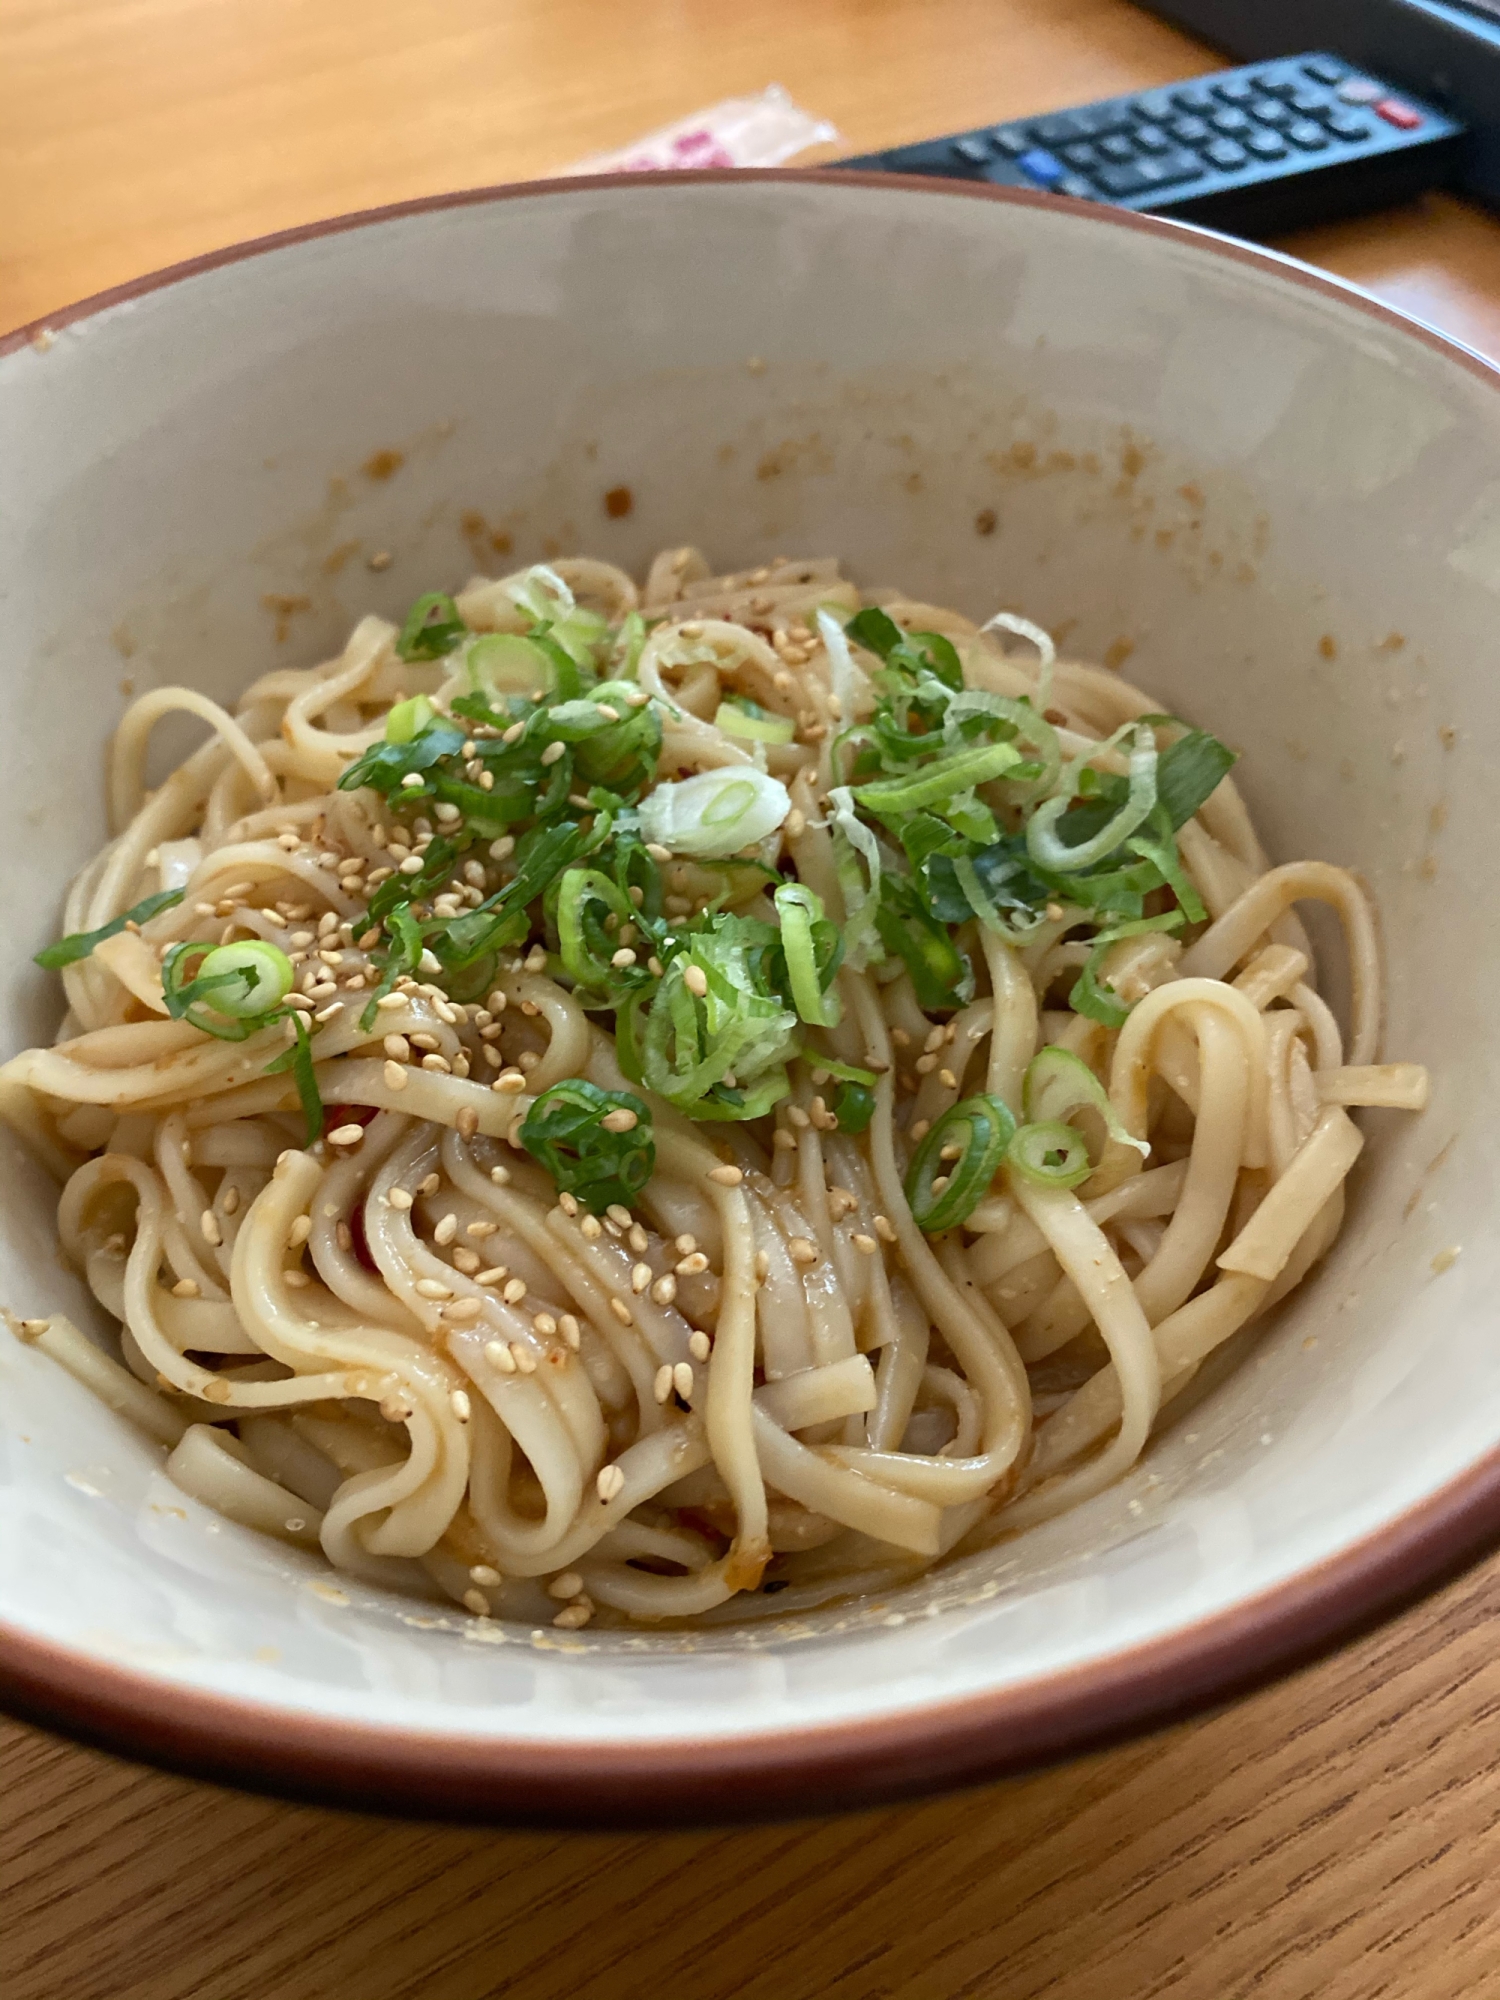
[1,550,1429,1629]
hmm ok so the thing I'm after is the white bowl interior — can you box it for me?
[1,179,1494,1756]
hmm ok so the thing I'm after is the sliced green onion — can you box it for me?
[191,941,295,1017]
[610,610,647,679]
[640,921,799,1118]
[827,785,884,971]
[905,1094,1018,1232]
[1027,723,1159,874]
[396,593,466,661]
[519,1079,655,1214]
[637,768,790,858]
[1126,812,1207,923]
[942,689,1061,795]
[817,608,868,721]
[1069,911,1184,1028]
[385,694,435,744]
[830,1080,874,1133]
[161,939,294,1039]
[1006,1120,1092,1190]
[34,888,185,970]
[981,611,1057,714]
[556,867,646,997]
[1023,1045,1149,1163]
[714,700,796,746]
[505,564,574,626]
[263,1012,324,1147]
[774,882,839,1027]
[853,739,1024,820]
[466,633,555,700]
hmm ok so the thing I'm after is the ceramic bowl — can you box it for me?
[2,172,1495,1824]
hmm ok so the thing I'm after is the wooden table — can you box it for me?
[6,4,1500,1995]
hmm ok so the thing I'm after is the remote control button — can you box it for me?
[1135,149,1203,189]
[1204,137,1248,170]
[1211,108,1252,138]
[1255,72,1304,102]
[1284,87,1329,117]
[1093,162,1152,198]
[1248,98,1293,129]
[1286,119,1329,150]
[1246,129,1287,159]
[952,137,992,165]
[989,129,1031,156]
[1172,85,1217,114]
[1017,147,1066,185]
[1324,108,1370,141]
[1132,89,1178,124]
[1338,79,1384,104]
[1057,174,1097,200]
[1061,142,1101,169]
[1170,115,1210,145]
[1303,58,1348,85]
[1132,124,1170,155]
[1031,112,1095,146]
[1214,77,1256,106]
[1099,133,1137,163]
[1376,98,1423,130]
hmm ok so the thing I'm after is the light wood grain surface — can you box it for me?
[6,5,1500,1997]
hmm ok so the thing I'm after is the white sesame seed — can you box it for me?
[502,1277,527,1305]
[675,1251,709,1276]
[493,1070,526,1093]
[540,740,566,766]
[580,1214,603,1240]
[673,1361,695,1400]
[853,1233,878,1255]
[486,1338,517,1374]
[462,1588,491,1616]
[434,1213,458,1246]
[388,1187,414,1211]
[610,947,637,968]
[221,1185,241,1217]
[874,1214,898,1243]
[645,842,672,863]
[553,1600,592,1629]
[384,1060,408,1090]
[630,1262,652,1294]
[328,1124,366,1147]
[288,1214,312,1246]
[200,1209,222,1246]
[285,1270,311,1289]
[470,1564,502,1587]
[789,1237,817,1265]
[559,1314,581,1350]
[596,1463,626,1502]
[651,1275,677,1306]
[444,1298,482,1324]
[383,1033,410,1061]
[512,1343,537,1375]
[532,1311,558,1337]
[489,1163,511,1185]
[688,1329,712,1362]
[653,1363,674,1404]
[707,1164,743,1187]
[456,1107,479,1141]
[415,1278,453,1299]
[450,1388,472,1420]
[171,1277,200,1299]
[547,1571,584,1600]
[606,1204,633,1229]
[610,1297,634,1326]
[683,964,709,998]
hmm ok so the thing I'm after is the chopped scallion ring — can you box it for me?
[905,1094,1018,1233]
[1006,1120,1093,1190]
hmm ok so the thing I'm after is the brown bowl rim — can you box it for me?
[3,167,1498,1826]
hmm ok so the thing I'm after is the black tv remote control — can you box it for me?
[832,52,1465,240]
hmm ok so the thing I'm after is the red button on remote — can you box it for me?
[1375,98,1422,130]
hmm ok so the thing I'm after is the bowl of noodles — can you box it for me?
[0,171,1492,1822]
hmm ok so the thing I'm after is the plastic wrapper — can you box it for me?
[558,84,837,176]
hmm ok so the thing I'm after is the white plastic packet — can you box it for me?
[558,84,838,176]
